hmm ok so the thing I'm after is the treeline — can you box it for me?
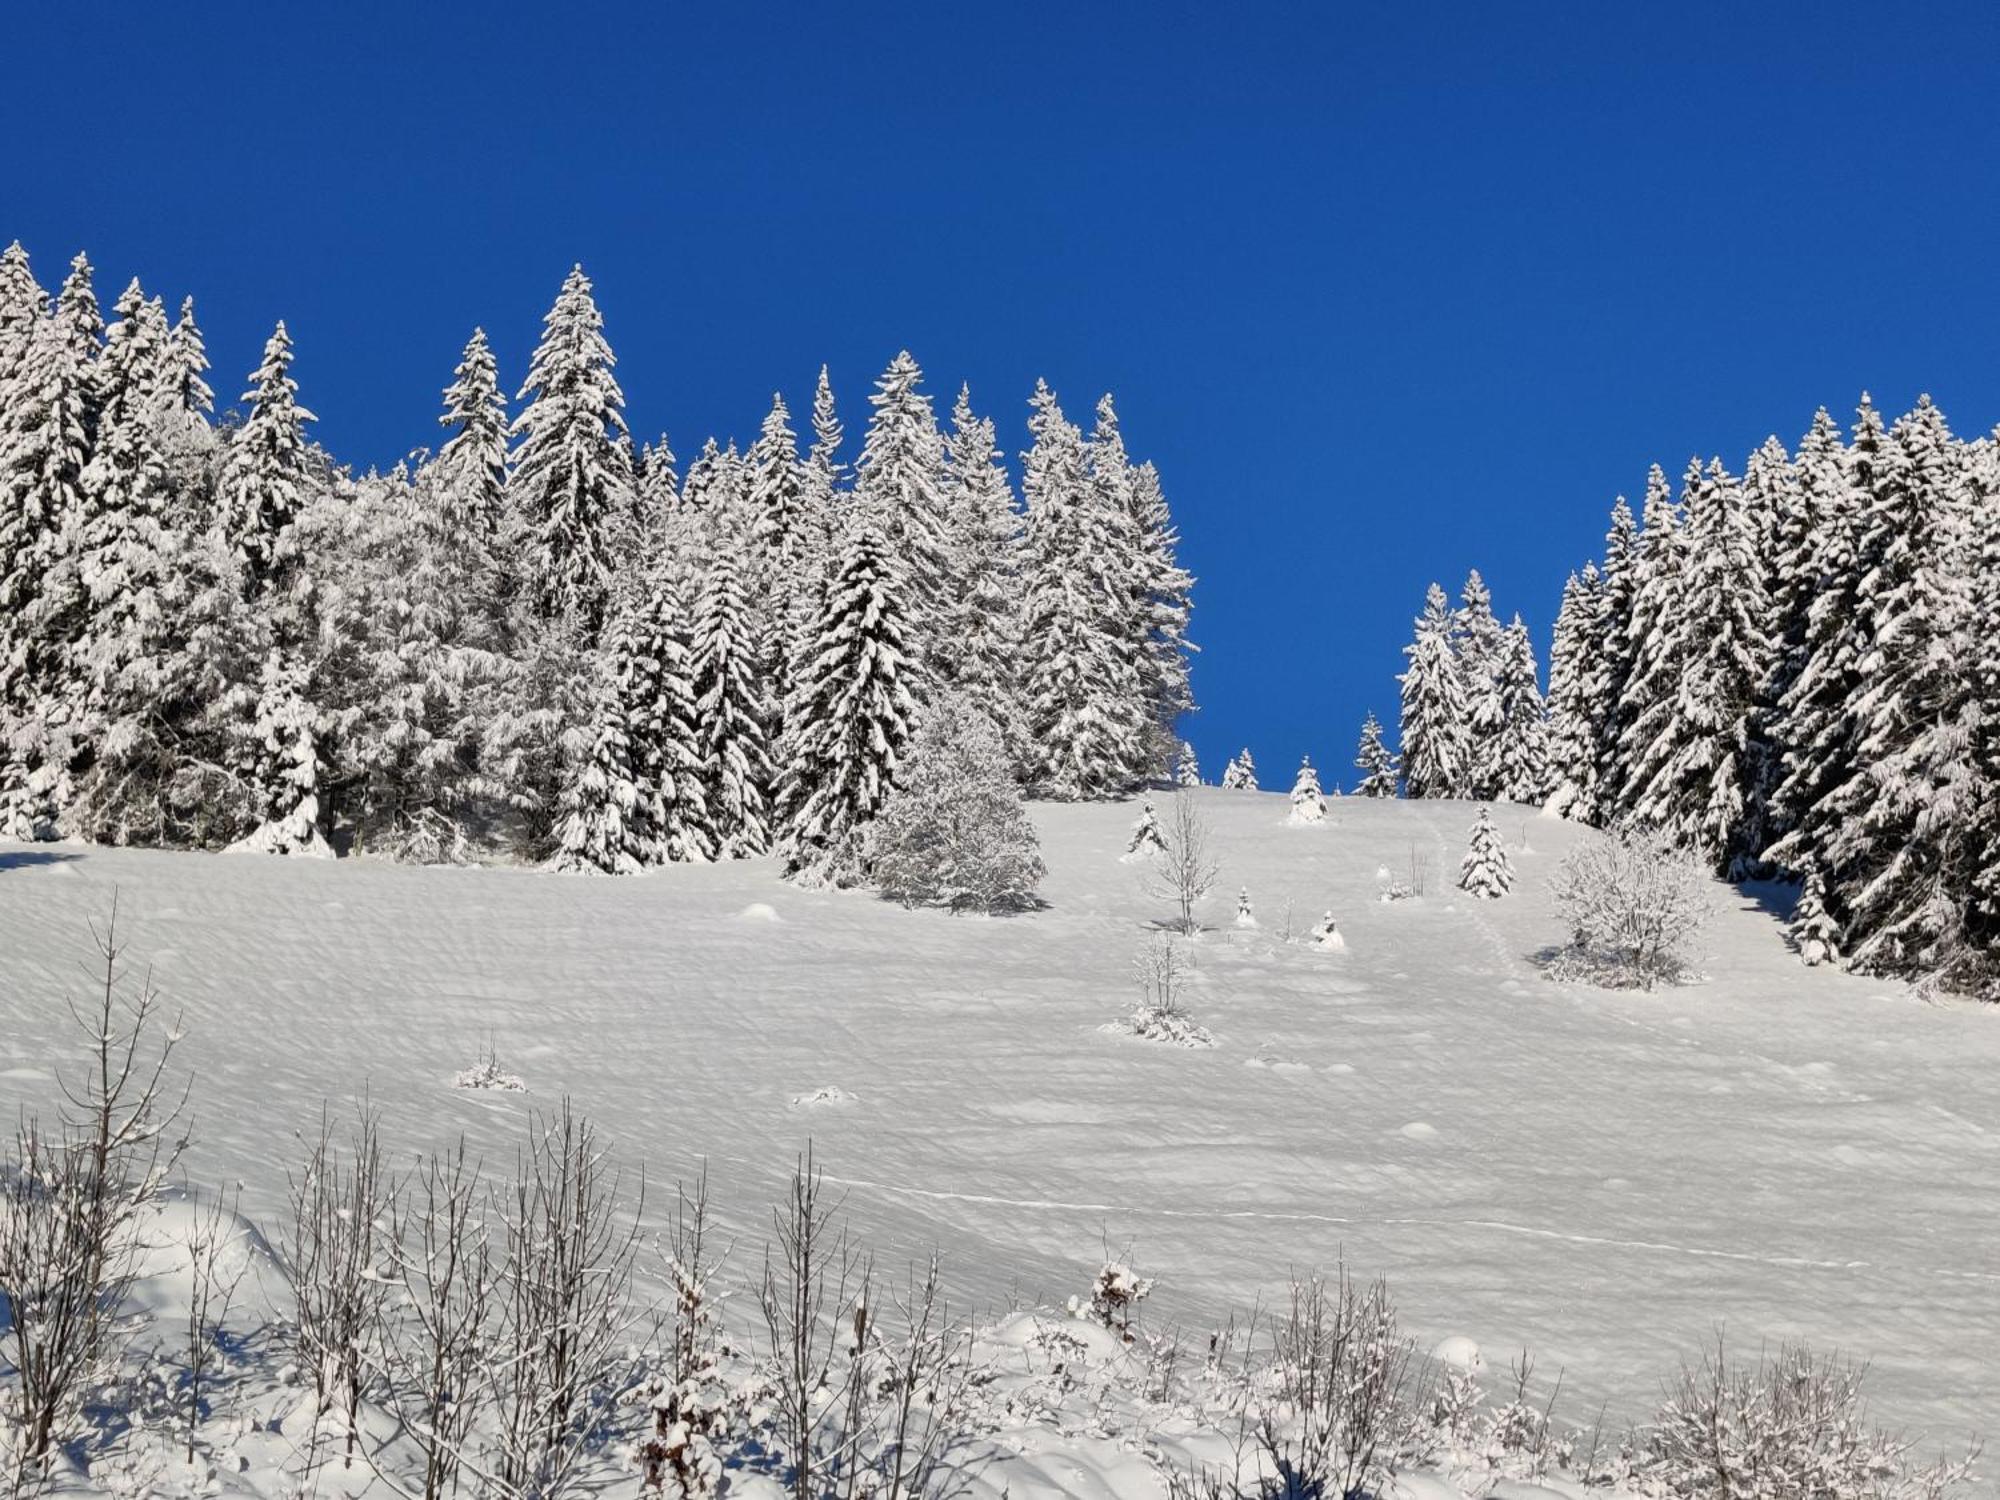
[1393,393,1998,992]
[0,246,1193,881]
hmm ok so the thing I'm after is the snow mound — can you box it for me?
[736,901,781,922]
[789,1084,856,1109]
[1431,1334,1485,1373]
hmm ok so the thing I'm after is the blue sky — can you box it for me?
[8,3,1998,782]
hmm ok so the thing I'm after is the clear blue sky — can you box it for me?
[9,3,1997,782]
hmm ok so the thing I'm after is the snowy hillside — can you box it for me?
[2,789,1990,1495]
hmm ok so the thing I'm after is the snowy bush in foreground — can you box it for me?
[865,693,1045,913]
[1546,828,1712,989]
[1634,1338,1978,1499]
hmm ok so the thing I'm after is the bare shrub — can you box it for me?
[1547,828,1713,989]
[488,1101,644,1500]
[1067,1260,1153,1341]
[180,1186,248,1465]
[1112,937,1214,1047]
[633,1173,729,1498]
[0,905,187,1489]
[285,1102,398,1478]
[1147,790,1219,936]
[374,1138,493,1500]
[1637,1337,1978,1499]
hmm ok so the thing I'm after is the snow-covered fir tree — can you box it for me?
[1398,583,1470,799]
[1220,748,1258,791]
[165,296,214,431]
[1544,565,1602,815]
[1609,462,1693,827]
[626,568,713,865]
[1454,570,1507,799]
[854,351,950,677]
[1791,864,1840,968]
[549,632,650,876]
[778,527,916,885]
[217,321,316,597]
[938,385,1027,766]
[435,329,509,558]
[1288,756,1326,824]
[1353,712,1399,798]
[1493,615,1550,804]
[1174,739,1201,787]
[690,551,773,859]
[1123,796,1167,861]
[866,692,1044,912]
[744,393,809,691]
[508,265,632,633]
[1457,805,1513,899]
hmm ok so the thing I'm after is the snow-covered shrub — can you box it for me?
[1287,757,1325,824]
[1113,936,1215,1047]
[1069,1260,1153,1340]
[1636,1338,1977,1499]
[1234,887,1257,929]
[452,1039,525,1090]
[1546,828,1712,989]
[1457,804,1514,898]
[1791,865,1842,968]
[865,693,1045,913]
[1220,749,1258,791]
[1309,911,1346,951]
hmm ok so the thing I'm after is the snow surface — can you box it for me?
[2,789,1995,1469]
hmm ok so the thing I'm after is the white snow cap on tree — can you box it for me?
[1122,796,1167,862]
[1288,756,1325,823]
[866,691,1045,912]
[1310,911,1345,951]
[1457,805,1514,899]
[1220,748,1258,790]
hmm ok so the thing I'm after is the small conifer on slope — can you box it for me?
[1354,713,1399,799]
[1220,748,1258,790]
[1174,740,1200,787]
[866,693,1045,913]
[1289,756,1326,824]
[1122,797,1167,862]
[1457,805,1514,899]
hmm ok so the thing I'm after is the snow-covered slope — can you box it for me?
[2,789,1994,1461]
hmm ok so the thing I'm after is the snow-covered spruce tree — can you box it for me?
[164,296,214,432]
[1639,460,1772,875]
[1018,381,1147,798]
[938,385,1028,769]
[777,527,917,885]
[1220,747,1258,791]
[0,241,44,386]
[65,283,178,842]
[1818,396,1980,978]
[213,322,330,854]
[627,567,714,865]
[1353,712,1399,798]
[1790,864,1841,968]
[1493,615,1550,804]
[1122,796,1167,861]
[690,550,773,859]
[1457,805,1513,899]
[1397,583,1470,799]
[1174,739,1201,787]
[865,692,1045,912]
[1543,564,1602,815]
[1453,570,1507,800]
[745,393,809,694]
[796,363,847,580]
[508,265,632,634]
[0,291,93,837]
[1609,461,1693,826]
[549,627,650,876]
[431,328,510,639]
[1090,394,1191,777]
[854,351,950,679]
[1763,399,1874,887]
[1585,493,1642,821]
[1288,756,1326,823]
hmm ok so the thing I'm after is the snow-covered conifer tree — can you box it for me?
[1543,567,1601,814]
[1354,712,1399,798]
[745,393,808,681]
[1288,756,1326,824]
[508,265,632,632]
[1585,494,1642,820]
[938,385,1027,767]
[436,328,509,553]
[165,296,214,430]
[550,639,649,876]
[1220,748,1258,791]
[1457,805,1514,899]
[1123,796,1167,861]
[691,551,773,858]
[1234,887,1257,928]
[866,693,1045,912]
[1493,615,1550,804]
[1398,583,1470,799]
[1174,740,1201,787]
[1454,570,1507,799]
[778,527,916,885]
[1609,462,1692,825]
[854,351,949,676]
[1791,865,1841,968]
[0,242,44,387]
[627,570,713,865]
[1018,381,1146,798]
[218,322,316,596]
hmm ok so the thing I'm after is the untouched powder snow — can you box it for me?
[1,790,1995,1465]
